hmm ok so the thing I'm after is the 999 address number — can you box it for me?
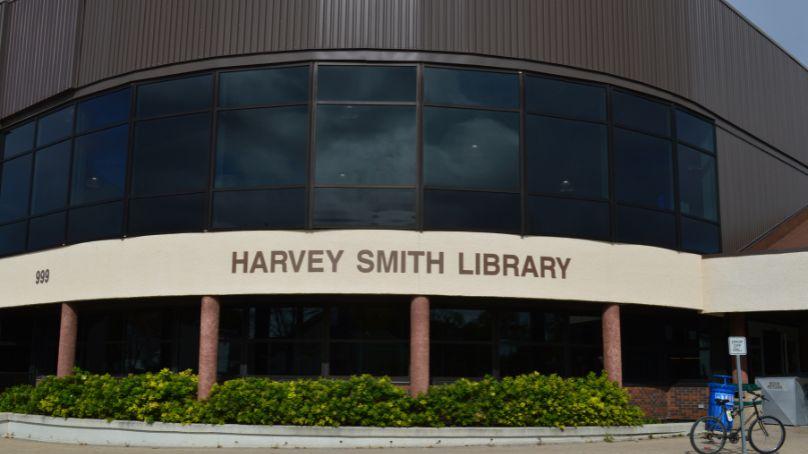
[35,269,50,284]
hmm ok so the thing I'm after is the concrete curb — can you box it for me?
[0,413,691,448]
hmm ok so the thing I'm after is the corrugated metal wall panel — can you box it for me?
[0,0,80,116]
[717,127,808,251]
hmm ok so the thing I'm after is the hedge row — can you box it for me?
[0,369,644,428]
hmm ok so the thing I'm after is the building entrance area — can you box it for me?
[749,321,802,378]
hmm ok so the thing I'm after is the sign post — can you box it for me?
[728,336,748,454]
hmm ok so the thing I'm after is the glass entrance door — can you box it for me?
[748,322,801,377]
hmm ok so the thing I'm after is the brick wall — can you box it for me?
[626,385,707,421]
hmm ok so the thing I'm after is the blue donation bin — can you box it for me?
[708,375,736,428]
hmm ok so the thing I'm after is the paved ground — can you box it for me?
[0,427,806,453]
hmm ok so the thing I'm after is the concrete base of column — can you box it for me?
[729,314,749,383]
[602,304,622,386]
[198,296,221,400]
[56,303,78,377]
[409,296,430,397]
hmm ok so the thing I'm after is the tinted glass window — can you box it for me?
[331,305,408,340]
[499,311,566,342]
[0,155,32,223]
[614,128,674,210]
[432,309,492,341]
[220,66,309,107]
[31,141,71,215]
[615,205,676,249]
[500,343,566,376]
[525,76,606,121]
[67,202,123,243]
[424,107,519,190]
[318,66,415,102]
[127,194,206,235]
[432,343,492,377]
[678,145,718,222]
[212,189,306,229]
[613,91,670,137]
[216,107,308,188]
[136,74,212,118]
[313,188,415,228]
[252,306,324,340]
[36,106,74,147]
[424,67,518,108]
[0,221,26,256]
[330,343,408,376]
[681,217,720,254]
[76,89,131,134]
[526,196,610,240]
[131,114,211,196]
[251,343,322,376]
[676,110,714,152]
[28,212,66,251]
[315,105,416,185]
[423,190,520,233]
[526,116,608,198]
[71,126,128,206]
[3,122,35,159]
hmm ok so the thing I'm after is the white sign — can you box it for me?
[729,336,747,356]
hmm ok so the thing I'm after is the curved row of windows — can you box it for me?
[0,62,720,257]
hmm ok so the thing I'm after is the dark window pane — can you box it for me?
[615,205,676,249]
[330,342,408,376]
[36,106,74,147]
[614,128,674,210]
[317,65,415,102]
[613,91,670,137]
[431,343,492,378]
[251,342,322,376]
[682,217,720,254]
[77,89,131,133]
[67,202,123,243]
[3,122,35,158]
[215,107,308,188]
[500,343,566,376]
[676,110,714,152]
[431,309,492,342]
[132,114,211,196]
[424,67,519,109]
[570,346,602,376]
[330,304,408,340]
[569,315,602,345]
[526,196,609,240]
[127,193,206,236]
[28,212,66,251]
[423,190,520,233]
[0,221,26,256]
[315,105,415,185]
[72,126,128,205]
[424,107,519,190]
[212,189,305,229]
[136,74,212,118]
[31,141,71,215]
[526,115,608,198]
[525,76,606,121]
[313,188,415,228]
[0,155,32,223]
[678,145,718,221]
[219,66,309,107]
[499,311,566,343]
[251,307,324,340]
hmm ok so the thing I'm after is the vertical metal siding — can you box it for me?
[0,0,80,116]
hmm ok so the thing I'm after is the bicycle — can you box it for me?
[689,385,786,453]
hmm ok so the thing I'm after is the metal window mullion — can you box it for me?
[606,86,617,242]
[519,71,527,237]
[416,63,424,230]
[670,103,682,250]
[62,103,80,246]
[206,72,220,231]
[23,121,38,252]
[122,87,138,238]
[307,63,317,230]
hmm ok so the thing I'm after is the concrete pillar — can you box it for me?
[56,303,78,377]
[729,314,749,383]
[602,304,623,386]
[198,296,221,400]
[409,296,430,396]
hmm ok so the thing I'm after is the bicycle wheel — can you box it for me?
[690,416,727,454]
[748,415,785,453]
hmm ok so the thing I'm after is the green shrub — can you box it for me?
[0,369,643,428]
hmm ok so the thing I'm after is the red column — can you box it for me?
[56,303,78,377]
[602,304,623,386]
[409,296,430,396]
[729,313,749,383]
[198,296,221,400]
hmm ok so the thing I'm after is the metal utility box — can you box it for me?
[755,377,808,426]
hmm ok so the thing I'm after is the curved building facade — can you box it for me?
[0,0,806,420]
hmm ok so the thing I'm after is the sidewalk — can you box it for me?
[0,427,806,453]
